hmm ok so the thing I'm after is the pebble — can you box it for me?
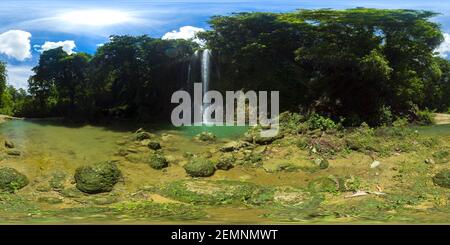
[370,160,381,169]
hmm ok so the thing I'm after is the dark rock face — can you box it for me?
[184,158,216,177]
[74,162,121,194]
[433,170,450,188]
[0,167,29,193]
[147,141,162,150]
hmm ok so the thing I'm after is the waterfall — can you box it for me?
[201,49,212,124]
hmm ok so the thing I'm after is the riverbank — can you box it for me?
[0,115,23,123]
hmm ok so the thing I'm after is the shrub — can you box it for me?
[306,113,337,131]
[377,105,393,126]
[278,111,306,134]
[415,109,435,125]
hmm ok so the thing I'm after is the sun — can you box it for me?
[57,9,136,27]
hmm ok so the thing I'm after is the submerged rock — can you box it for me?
[6,149,21,156]
[433,170,450,188]
[195,132,216,142]
[0,167,29,193]
[184,158,216,177]
[220,141,251,152]
[243,130,283,145]
[148,153,169,170]
[4,140,14,148]
[74,161,121,194]
[147,141,162,150]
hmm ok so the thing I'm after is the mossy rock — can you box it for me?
[147,141,162,150]
[0,167,29,193]
[432,170,450,188]
[135,131,154,141]
[195,132,216,142]
[74,161,121,194]
[184,158,216,177]
[148,153,169,170]
[215,155,235,170]
[49,171,67,190]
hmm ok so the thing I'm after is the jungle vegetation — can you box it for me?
[1,8,450,126]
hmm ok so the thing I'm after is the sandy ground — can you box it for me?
[434,113,450,125]
[0,115,23,123]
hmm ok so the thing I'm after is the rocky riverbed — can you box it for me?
[0,116,449,224]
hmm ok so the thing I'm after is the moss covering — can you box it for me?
[148,153,168,170]
[184,158,216,177]
[0,167,29,193]
[215,155,235,170]
[74,161,121,194]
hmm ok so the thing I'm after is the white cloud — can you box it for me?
[6,65,34,90]
[162,26,205,45]
[0,30,32,61]
[436,33,450,58]
[37,40,76,55]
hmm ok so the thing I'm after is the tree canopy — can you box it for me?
[0,8,449,126]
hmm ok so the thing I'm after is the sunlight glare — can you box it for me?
[58,9,136,26]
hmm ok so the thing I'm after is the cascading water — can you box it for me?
[201,49,212,124]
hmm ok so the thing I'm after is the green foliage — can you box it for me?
[278,111,306,134]
[1,8,450,127]
[306,113,337,131]
[432,170,450,188]
[415,109,435,125]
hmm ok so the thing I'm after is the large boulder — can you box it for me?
[433,170,450,188]
[148,153,169,170]
[184,158,216,177]
[74,162,121,194]
[0,167,29,193]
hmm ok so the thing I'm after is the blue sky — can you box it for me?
[1,0,450,89]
